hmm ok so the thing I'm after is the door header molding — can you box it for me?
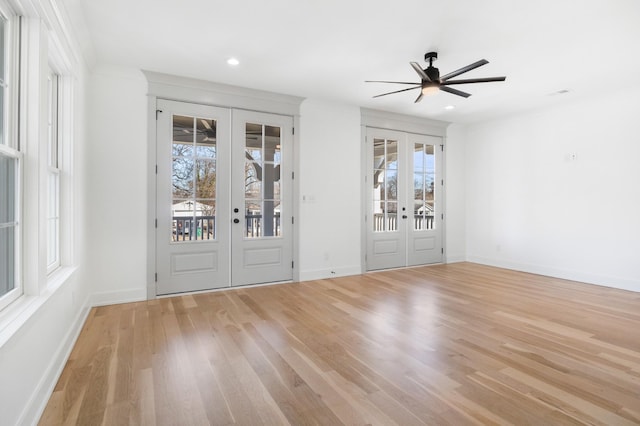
[143,70,304,116]
[361,107,450,137]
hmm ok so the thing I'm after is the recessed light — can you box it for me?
[227,58,239,66]
[444,105,455,110]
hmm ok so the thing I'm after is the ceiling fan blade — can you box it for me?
[373,85,421,98]
[200,119,212,130]
[414,92,424,103]
[365,80,420,85]
[441,76,506,85]
[410,62,431,81]
[440,59,489,81]
[440,86,471,98]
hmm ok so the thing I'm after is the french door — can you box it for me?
[366,128,443,271]
[156,100,293,295]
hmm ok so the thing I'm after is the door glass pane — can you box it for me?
[425,144,435,172]
[386,169,397,200]
[196,118,216,149]
[413,144,424,171]
[172,199,193,241]
[413,143,436,231]
[172,114,217,242]
[244,122,282,239]
[195,159,216,199]
[263,200,280,237]
[196,199,215,240]
[245,201,261,237]
[373,169,384,201]
[173,141,193,158]
[386,140,398,169]
[245,161,261,199]
[265,125,281,166]
[172,157,194,199]
[246,123,263,163]
[426,174,435,199]
[386,202,398,231]
[414,172,424,200]
[373,138,401,232]
[263,163,278,200]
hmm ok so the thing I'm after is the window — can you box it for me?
[47,71,60,272]
[0,153,17,304]
[0,10,20,311]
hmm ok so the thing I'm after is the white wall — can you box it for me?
[463,86,640,292]
[86,66,148,304]
[0,59,91,426]
[444,123,466,262]
[298,99,363,280]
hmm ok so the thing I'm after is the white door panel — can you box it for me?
[366,128,443,271]
[366,128,407,270]
[231,110,293,286]
[407,133,443,266]
[156,102,293,294]
[156,100,231,294]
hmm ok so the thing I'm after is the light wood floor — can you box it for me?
[39,263,640,425]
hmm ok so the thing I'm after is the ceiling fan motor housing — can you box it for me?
[426,67,440,81]
[424,51,440,81]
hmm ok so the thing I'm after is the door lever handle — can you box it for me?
[233,218,240,224]
[402,215,408,219]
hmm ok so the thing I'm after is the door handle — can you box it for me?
[233,218,240,224]
[402,215,408,219]
[233,208,239,213]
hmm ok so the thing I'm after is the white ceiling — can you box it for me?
[69,0,640,123]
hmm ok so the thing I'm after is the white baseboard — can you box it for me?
[299,265,362,282]
[466,255,640,293]
[90,287,147,307]
[20,295,91,426]
[445,254,466,263]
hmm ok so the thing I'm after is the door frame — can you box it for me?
[144,71,303,299]
[360,108,449,272]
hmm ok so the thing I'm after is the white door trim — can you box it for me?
[360,108,449,273]
[145,72,303,299]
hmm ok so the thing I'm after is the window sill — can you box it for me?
[0,266,78,348]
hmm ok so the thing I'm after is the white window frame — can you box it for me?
[0,6,21,312]
[46,34,75,288]
[0,147,21,312]
[0,14,21,317]
[46,69,60,274]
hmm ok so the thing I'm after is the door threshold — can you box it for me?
[156,279,295,299]
[366,262,444,274]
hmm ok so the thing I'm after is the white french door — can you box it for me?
[231,110,293,287]
[366,128,443,271]
[155,100,293,295]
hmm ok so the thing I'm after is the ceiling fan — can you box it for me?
[366,51,506,102]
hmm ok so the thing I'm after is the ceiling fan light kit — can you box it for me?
[366,51,506,103]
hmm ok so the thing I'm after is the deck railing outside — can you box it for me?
[172,214,281,241]
[373,213,434,231]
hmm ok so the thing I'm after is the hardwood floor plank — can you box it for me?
[39,263,640,425]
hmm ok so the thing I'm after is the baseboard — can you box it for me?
[299,265,362,282]
[445,254,466,263]
[90,287,148,307]
[466,255,640,293]
[20,294,91,426]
